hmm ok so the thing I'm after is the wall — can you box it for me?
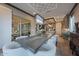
[55,18,63,36]
[62,15,69,28]
[0,5,12,48]
[30,18,36,36]
[56,22,62,35]
[73,4,79,22]
[68,4,79,32]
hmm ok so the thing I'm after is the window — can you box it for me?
[12,15,31,39]
[69,16,76,32]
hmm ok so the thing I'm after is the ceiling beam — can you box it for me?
[69,3,78,16]
[5,3,34,17]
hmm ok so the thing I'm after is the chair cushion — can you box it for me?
[3,41,21,49]
[39,43,51,51]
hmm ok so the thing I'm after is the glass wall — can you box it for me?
[12,15,20,37]
[12,15,31,40]
[21,19,31,36]
[69,16,76,32]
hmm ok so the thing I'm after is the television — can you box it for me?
[35,15,43,24]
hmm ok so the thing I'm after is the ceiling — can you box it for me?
[10,3,75,18]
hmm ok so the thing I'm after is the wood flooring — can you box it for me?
[56,36,72,56]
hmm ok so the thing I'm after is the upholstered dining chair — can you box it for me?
[2,41,28,56]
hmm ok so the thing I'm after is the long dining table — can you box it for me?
[26,36,48,53]
[25,33,54,53]
[15,32,55,53]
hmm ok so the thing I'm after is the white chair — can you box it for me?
[25,43,56,56]
[49,35,58,45]
[32,35,58,56]
[2,41,28,56]
[34,44,56,56]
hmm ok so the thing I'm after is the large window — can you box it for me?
[12,15,31,39]
[69,16,76,32]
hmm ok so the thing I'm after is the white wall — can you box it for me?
[0,5,12,48]
[55,18,63,36]
[30,18,36,36]
[56,22,62,35]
